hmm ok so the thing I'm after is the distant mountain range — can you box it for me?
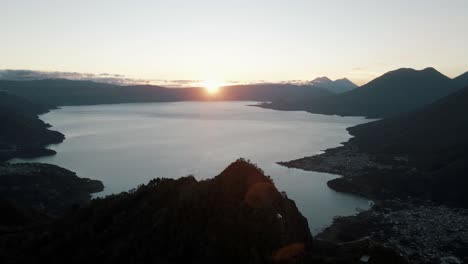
[1,68,465,263]
[1,68,466,119]
[309,77,357,93]
[265,67,467,118]
[0,79,334,107]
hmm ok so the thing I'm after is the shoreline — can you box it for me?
[4,101,468,262]
[277,141,415,200]
[276,142,468,262]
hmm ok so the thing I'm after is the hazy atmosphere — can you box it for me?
[1,1,468,263]
[2,0,468,85]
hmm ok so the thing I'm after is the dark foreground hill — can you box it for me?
[264,67,465,118]
[0,92,64,161]
[281,85,468,207]
[0,197,49,228]
[0,159,408,264]
[1,159,313,264]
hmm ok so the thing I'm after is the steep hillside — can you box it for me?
[0,92,63,161]
[346,85,468,205]
[8,159,312,264]
[281,85,468,207]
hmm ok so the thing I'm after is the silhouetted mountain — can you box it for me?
[220,83,333,103]
[0,92,64,161]
[279,84,468,207]
[349,85,468,158]
[250,84,335,111]
[0,79,332,107]
[266,67,465,118]
[0,79,193,106]
[310,76,332,85]
[0,159,407,263]
[311,67,463,117]
[3,159,312,264]
[0,91,50,115]
[310,77,357,93]
[454,71,468,87]
[344,85,468,205]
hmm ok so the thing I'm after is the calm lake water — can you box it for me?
[15,101,371,234]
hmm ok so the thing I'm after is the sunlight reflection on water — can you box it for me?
[15,101,371,234]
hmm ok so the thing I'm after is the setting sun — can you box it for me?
[202,80,222,94]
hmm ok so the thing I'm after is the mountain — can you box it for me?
[0,79,332,107]
[219,83,333,103]
[310,77,357,94]
[330,78,358,92]
[0,159,407,263]
[346,85,468,206]
[0,79,190,106]
[0,197,49,228]
[339,85,468,206]
[267,67,465,118]
[2,159,313,264]
[349,84,468,160]
[312,67,462,117]
[279,84,468,207]
[310,76,332,85]
[0,91,50,115]
[0,91,64,161]
[454,71,468,87]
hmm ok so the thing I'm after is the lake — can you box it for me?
[15,101,371,234]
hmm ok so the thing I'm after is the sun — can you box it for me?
[202,79,222,94]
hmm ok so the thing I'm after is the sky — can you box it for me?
[1,0,468,85]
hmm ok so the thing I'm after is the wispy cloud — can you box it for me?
[0,69,260,88]
[0,69,151,86]
[0,69,329,87]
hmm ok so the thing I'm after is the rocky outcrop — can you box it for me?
[6,159,311,264]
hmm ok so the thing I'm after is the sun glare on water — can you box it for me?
[202,80,223,94]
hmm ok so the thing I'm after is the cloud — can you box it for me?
[0,69,248,88]
[0,69,151,86]
[0,69,315,87]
